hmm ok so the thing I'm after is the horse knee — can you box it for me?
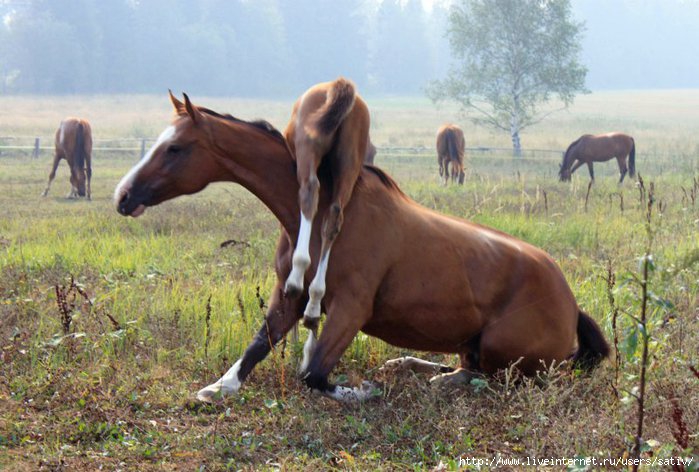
[299,175,320,217]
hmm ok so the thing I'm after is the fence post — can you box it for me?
[33,137,40,159]
[140,139,146,159]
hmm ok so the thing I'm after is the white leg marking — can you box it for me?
[299,330,317,375]
[303,246,330,322]
[113,125,176,205]
[325,381,381,403]
[285,212,312,294]
[196,358,242,402]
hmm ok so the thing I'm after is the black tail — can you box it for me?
[446,129,458,164]
[315,77,356,135]
[74,123,86,171]
[628,138,636,177]
[573,311,610,370]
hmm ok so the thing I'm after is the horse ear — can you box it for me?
[169,89,186,115]
[182,92,201,124]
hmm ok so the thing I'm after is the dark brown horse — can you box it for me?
[43,118,93,199]
[114,93,609,403]
[559,132,635,183]
[282,78,371,332]
[436,124,465,185]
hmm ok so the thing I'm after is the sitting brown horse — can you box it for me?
[114,93,609,403]
[282,78,370,332]
[43,118,93,199]
[559,132,635,183]
[436,124,465,185]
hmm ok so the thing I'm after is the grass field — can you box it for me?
[1,91,698,470]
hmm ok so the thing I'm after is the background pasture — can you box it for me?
[0,91,698,470]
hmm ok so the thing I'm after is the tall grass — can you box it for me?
[0,92,697,470]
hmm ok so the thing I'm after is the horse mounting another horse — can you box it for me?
[282,78,371,336]
[436,124,466,185]
[43,118,93,199]
[559,132,635,183]
[114,91,609,404]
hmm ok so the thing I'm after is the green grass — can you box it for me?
[1,92,698,470]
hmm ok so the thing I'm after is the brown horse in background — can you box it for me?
[42,118,92,199]
[283,78,371,332]
[364,139,377,165]
[114,93,609,404]
[559,132,635,183]
[436,124,465,185]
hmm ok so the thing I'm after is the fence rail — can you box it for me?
[0,135,565,162]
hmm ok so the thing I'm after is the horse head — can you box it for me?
[70,166,87,197]
[558,163,572,182]
[115,92,222,217]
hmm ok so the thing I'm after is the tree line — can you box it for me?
[0,0,451,97]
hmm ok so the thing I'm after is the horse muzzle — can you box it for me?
[116,190,147,217]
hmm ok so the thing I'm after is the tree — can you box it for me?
[428,0,587,156]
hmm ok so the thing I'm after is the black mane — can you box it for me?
[197,106,286,144]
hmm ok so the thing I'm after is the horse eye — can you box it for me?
[167,144,182,155]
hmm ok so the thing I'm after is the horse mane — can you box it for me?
[196,107,287,145]
[561,134,588,171]
[360,164,407,198]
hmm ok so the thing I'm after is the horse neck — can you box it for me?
[210,119,300,236]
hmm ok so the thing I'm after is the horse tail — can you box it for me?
[74,122,86,171]
[446,129,458,164]
[573,311,610,370]
[315,77,356,135]
[628,138,636,177]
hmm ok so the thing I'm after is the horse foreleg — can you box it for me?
[587,162,595,181]
[197,283,303,402]
[42,154,62,197]
[569,159,585,176]
[302,296,378,403]
[86,160,92,201]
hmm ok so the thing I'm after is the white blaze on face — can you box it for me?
[113,125,176,207]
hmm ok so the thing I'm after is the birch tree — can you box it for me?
[428,0,587,156]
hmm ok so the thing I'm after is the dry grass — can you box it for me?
[1,91,698,470]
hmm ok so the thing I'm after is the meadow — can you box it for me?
[0,91,698,470]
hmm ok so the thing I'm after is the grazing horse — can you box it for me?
[43,118,93,199]
[559,132,635,183]
[364,139,377,165]
[114,93,609,404]
[283,78,370,332]
[436,124,465,185]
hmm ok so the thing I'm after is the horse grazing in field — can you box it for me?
[436,124,465,185]
[364,139,377,165]
[114,93,609,403]
[43,118,93,199]
[282,78,371,333]
[559,132,635,183]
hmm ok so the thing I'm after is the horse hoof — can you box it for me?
[302,315,319,331]
[196,385,229,403]
[284,281,302,299]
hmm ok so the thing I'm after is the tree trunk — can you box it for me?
[510,99,522,158]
